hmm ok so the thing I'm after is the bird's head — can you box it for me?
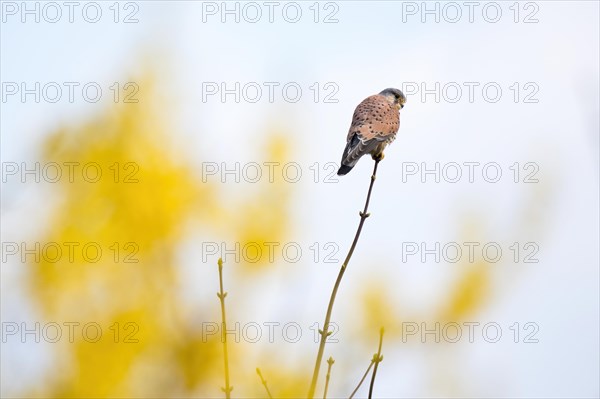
[379,88,406,110]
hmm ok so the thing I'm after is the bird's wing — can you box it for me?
[340,132,381,167]
[341,95,399,166]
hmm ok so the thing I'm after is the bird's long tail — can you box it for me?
[337,164,353,175]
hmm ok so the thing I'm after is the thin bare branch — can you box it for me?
[217,258,233,398]
[368,328,385,399]
[308,159,381,399]
[348,359,374,399]
[256,368,273,399]
[323,357,335,399]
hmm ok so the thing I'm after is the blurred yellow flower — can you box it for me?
[27,75,293,397]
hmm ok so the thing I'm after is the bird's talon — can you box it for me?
[372,152,385,162]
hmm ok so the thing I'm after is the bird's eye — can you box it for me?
[400,104,404,109]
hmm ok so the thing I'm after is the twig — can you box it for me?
[348,360,374,399]
[308,159,381,399]
[256,368,273,399]
[348,328,385,399]
[323,357,335,399]
[217,258,233,398]
[368,328,385,399]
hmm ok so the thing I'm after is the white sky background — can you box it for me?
[1,1,599,397]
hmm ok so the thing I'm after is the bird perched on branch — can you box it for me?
[337,88,406,175]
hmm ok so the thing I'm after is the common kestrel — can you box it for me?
[337,88,406,175]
